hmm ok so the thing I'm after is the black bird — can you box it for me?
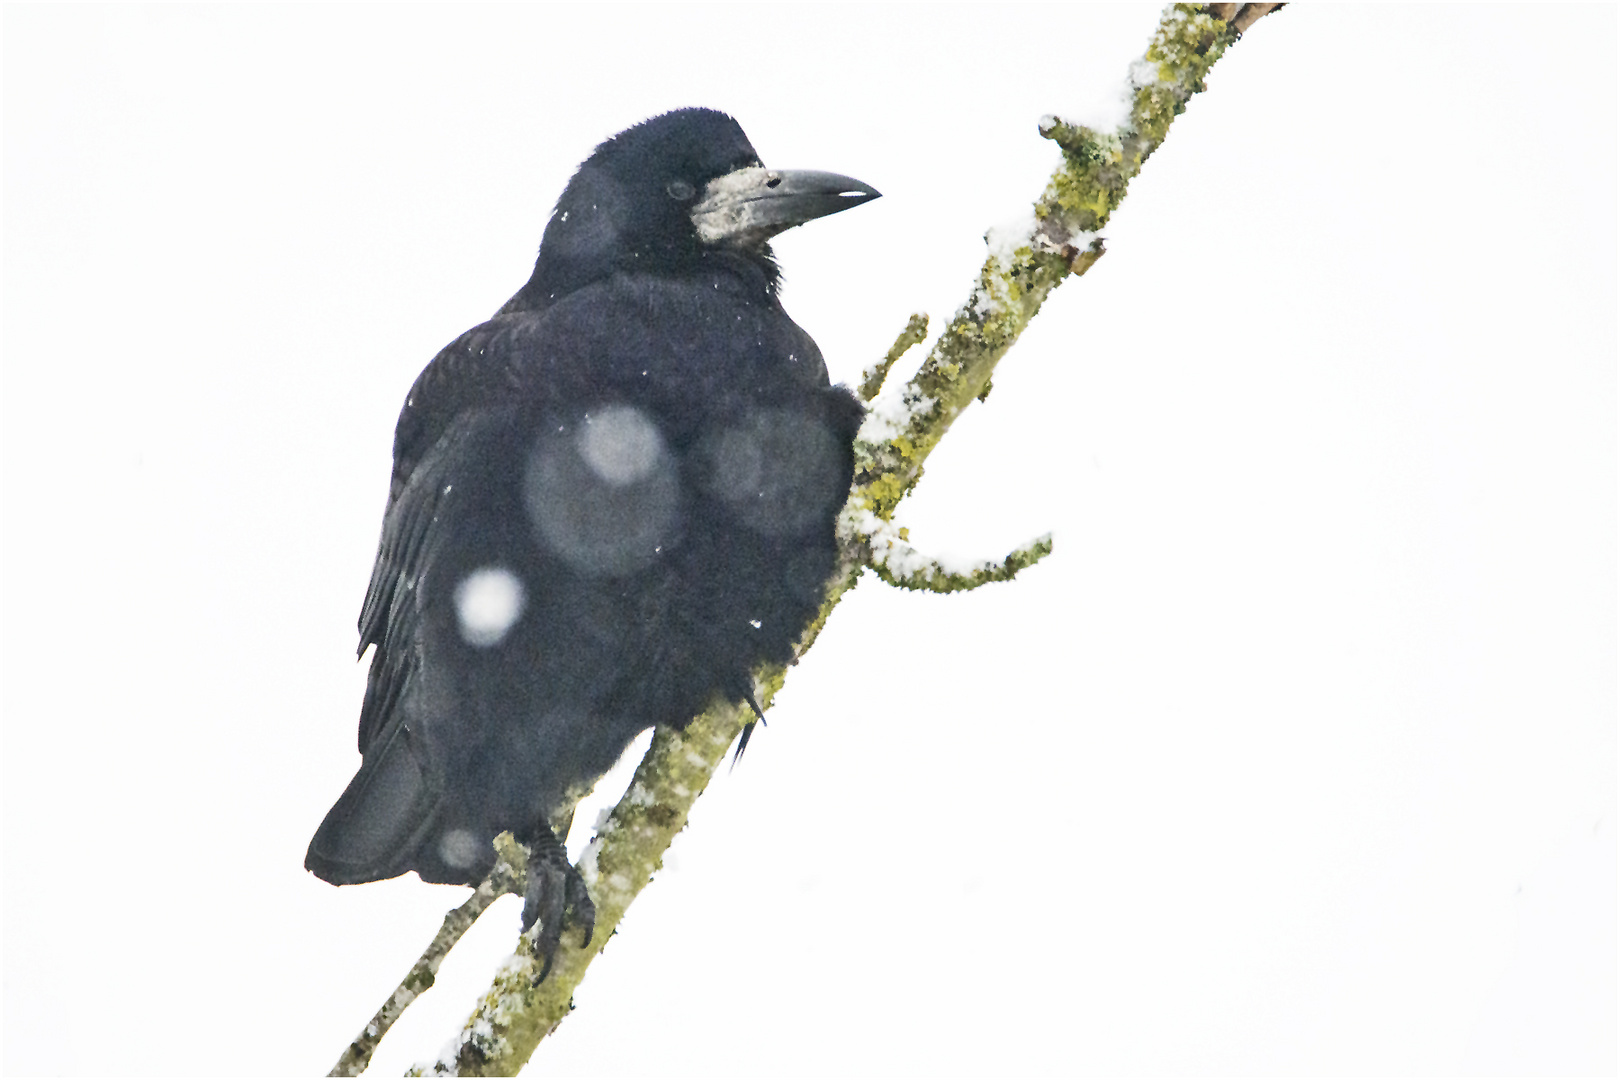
[305,108,878,975]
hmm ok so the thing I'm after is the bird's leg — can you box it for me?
[519,818,596,983]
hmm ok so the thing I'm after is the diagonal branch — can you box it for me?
[851,2,1268,524]
[337,4,1282,1074]
[330,846,525,1076]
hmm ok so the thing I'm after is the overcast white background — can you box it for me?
[3,4,1614,1076]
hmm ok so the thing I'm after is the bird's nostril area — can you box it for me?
[764,176,781,189]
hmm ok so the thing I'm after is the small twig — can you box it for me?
[863,521,1055,594]
[328,843,524,1076]
[858,312,929,401]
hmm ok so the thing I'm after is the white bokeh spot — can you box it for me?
[579,404,663,486]
[454,566,526,647]
[437,828,484,870]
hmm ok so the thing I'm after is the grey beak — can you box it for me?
[692,167,881,248]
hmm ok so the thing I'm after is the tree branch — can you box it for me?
[337,4,1281,1073]
[852,2,1267,524]
[862,518,1055,595]
[330,845,525,1076]
[406,703,758,1076]
[858,312,929,402]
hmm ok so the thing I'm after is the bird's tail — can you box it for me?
[305,721,450,885]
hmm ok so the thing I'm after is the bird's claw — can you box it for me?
[521,836,596,984]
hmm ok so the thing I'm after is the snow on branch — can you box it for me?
[870,528,1055,595]
[844,506,1053,594]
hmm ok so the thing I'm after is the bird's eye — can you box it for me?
[666,179,695,201]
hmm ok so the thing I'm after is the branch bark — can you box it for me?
[330,848,524,1076]
[330,4,1282,1074]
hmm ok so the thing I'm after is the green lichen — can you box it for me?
[847,4,1241,528]
[860,313,929,401]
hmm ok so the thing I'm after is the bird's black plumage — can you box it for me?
[306,108,876,972]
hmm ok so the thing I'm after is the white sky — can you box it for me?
[2,4,1614,1076]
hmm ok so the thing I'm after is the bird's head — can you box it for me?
[508,108,879,311]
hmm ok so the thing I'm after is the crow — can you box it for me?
[305,108,878,976]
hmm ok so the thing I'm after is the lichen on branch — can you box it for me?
[853,3,1257,524]
[408,702,757,1076]
[870,525,1054,595]
[859,312,929,402]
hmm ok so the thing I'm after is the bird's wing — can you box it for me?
[355,410,490,754]
[386,320,513,507]
[309,407,515,887]
[356,313,527,736]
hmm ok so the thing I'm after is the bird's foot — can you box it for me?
[520,826,596,984]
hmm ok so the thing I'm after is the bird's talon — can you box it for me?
[531,946,556,987]
[566,868,597,946]
[520,828,596,981]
